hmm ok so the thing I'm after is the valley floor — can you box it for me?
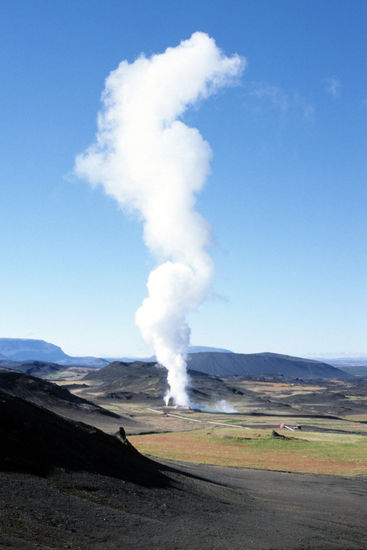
[0,462,366,550]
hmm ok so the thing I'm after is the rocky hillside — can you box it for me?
[0,368,124,429]
[83,361,268,406]
[0,387,167,485]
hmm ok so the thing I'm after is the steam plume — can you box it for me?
[75,32,244,407]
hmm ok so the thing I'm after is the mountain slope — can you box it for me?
[0,338,68,362]
[0,387,167,485]
[0,338,108,367]
[91,352,351,382]
[0,359,65,378]
[0,369,125,428]
[83,361,264,406]
[188,345,232,353]
[83,360,157,383]
[187,351,353,380]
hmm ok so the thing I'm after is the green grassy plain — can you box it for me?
[130,426,367,476]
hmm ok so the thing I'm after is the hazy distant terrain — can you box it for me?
[0,359,65,378]
[323,357,367,379]
[0,338,231,367]
[187,351,352,380]
[0,338,108,367]
[0,338,355,383]
[81,360,265,409]
[0,338,69,362]
[339,365,367,378]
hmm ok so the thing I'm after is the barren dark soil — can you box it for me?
[0,463,366,550]
[1,387,367,549]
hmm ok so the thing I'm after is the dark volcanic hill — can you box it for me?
[83,361,266,406]
[0,359,65,378]
[0,387,166,485]
[84,361,168,400]
[187,351,353,380]
[84,360,157,384]
[18,360,65,378]
[0,369,125,427]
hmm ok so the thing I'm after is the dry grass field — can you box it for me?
[130,426,367,476]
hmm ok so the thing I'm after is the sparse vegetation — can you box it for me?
[130,427,367,476]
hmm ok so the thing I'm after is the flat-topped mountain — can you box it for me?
[0,338,108,367]
[0,338,68,362]
[186,351,353,380]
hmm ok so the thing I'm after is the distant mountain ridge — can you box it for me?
[186,351,353,380]
[0,338,108,367]
[0,338,68,362]
[0,338,353,380]
[106,345,232,363]
[0,339,230,366]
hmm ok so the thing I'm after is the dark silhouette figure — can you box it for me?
[119,426,127,442]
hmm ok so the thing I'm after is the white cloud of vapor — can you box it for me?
[246,82,315,121]
[248,82,289,112]
[75,32,244,407]
[324,77,341,98]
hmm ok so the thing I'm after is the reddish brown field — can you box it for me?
[130,428,367,476]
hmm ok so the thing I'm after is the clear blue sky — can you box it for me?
[1,0,366,357]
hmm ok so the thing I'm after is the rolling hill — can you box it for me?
[187,351,353,380]
[0,359,66,377]
[82,361,275,408]
[0,368,135,433]
[0,387,167,485]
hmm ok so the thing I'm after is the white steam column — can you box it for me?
[75,32,244,407]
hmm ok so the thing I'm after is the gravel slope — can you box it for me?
[0,462,366,549]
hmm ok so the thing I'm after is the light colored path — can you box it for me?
[146,407,250,429]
